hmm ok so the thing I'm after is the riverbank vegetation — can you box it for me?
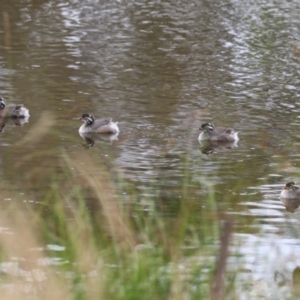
[0,141,236,300]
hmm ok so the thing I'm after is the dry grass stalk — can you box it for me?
[210,216,233,300]
[3,12,11,48]
[66,151,136,252]
[16,112,55,148]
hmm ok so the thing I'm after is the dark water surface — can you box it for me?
[1,0,300,297]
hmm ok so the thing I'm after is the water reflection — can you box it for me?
[80,132,94,148]
[199,140,238,155]
[79,131,119,148]
[0,115,30,132]
[281,197,300,213]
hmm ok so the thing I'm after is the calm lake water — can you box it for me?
[1,0,300,297]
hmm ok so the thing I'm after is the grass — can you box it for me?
[1,113,297,300]
[0,113,226,300]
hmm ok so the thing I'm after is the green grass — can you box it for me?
[0,142,227,300]
[2,143,299,300]
[1,113,288,300]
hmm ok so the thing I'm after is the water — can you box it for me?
[1,0,300,297]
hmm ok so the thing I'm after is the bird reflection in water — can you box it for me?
[79,131,119,148]
[281,197,300,213]
[0,114,30,132]
[199,140,238,155]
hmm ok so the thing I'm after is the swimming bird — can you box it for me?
[79,113,119,134]
[0,97,30,119]
[280,182,300,199]
[198,123,239,142]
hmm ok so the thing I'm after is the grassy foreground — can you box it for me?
[0,151,230,300]
[0,113,285,300]
[0,141,231,300]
